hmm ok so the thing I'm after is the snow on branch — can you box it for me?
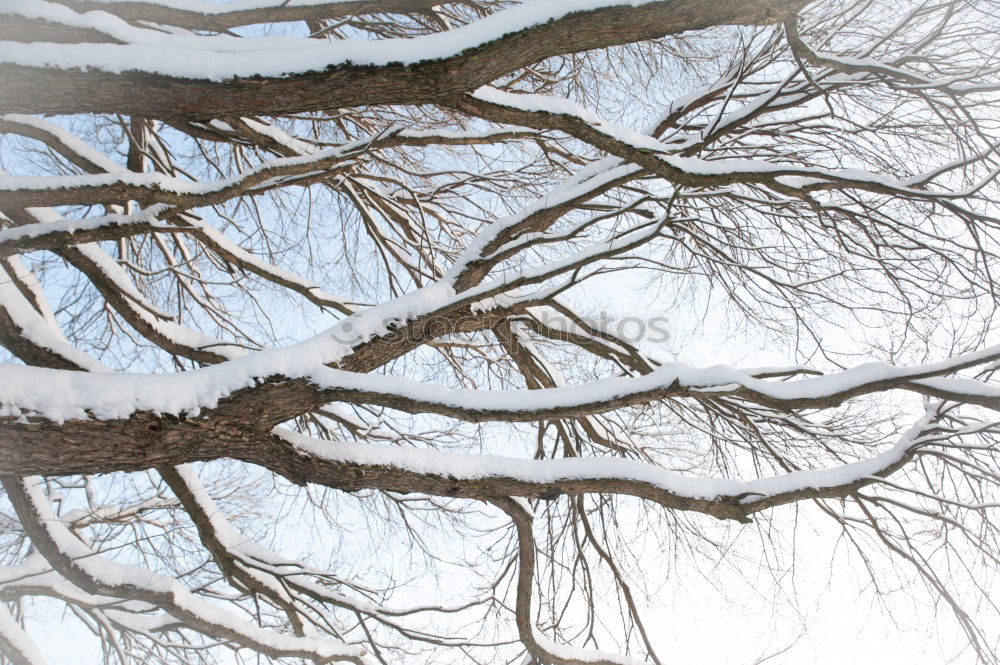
[2,334,998,426]
[3,1,1000,663]
[2,477,372,664]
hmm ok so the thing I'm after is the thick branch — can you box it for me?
[0,0,806,118]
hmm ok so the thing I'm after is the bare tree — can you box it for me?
[1,0,999,663]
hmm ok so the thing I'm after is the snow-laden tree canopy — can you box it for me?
[1,0,1000,663]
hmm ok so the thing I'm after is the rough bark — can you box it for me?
[0,0,808,118]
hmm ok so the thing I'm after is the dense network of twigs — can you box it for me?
[1,0,1000,663]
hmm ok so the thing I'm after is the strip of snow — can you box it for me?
[912,376,1000,398]
[23,0,425,17]
[532,630,651,665]
[15,477,367,662]
[0,603,48,665]
[173,464,425,616]
[0,312,995,423]
[76,243,252,358]
[452,219,668,306]
[0,113,125,173]
[0,147,356,198]
[446,156,641,279]
[2,256,58,328]
[0,556,182,634]
[281,427,746,499]
[1,0,663,79]
[19,204,251,360]
[472,86,943,194]
[0,274,112,372]
[0,553,158,613]
[185,215,354,311]
[277,406,937,502]
[0,204,172,250]
[473,86,666,152]
[0,282,461,421]
[239,117,321,155]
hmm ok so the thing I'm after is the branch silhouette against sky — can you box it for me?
[0,1,999,663]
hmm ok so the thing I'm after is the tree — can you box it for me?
[0,0,999,662]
